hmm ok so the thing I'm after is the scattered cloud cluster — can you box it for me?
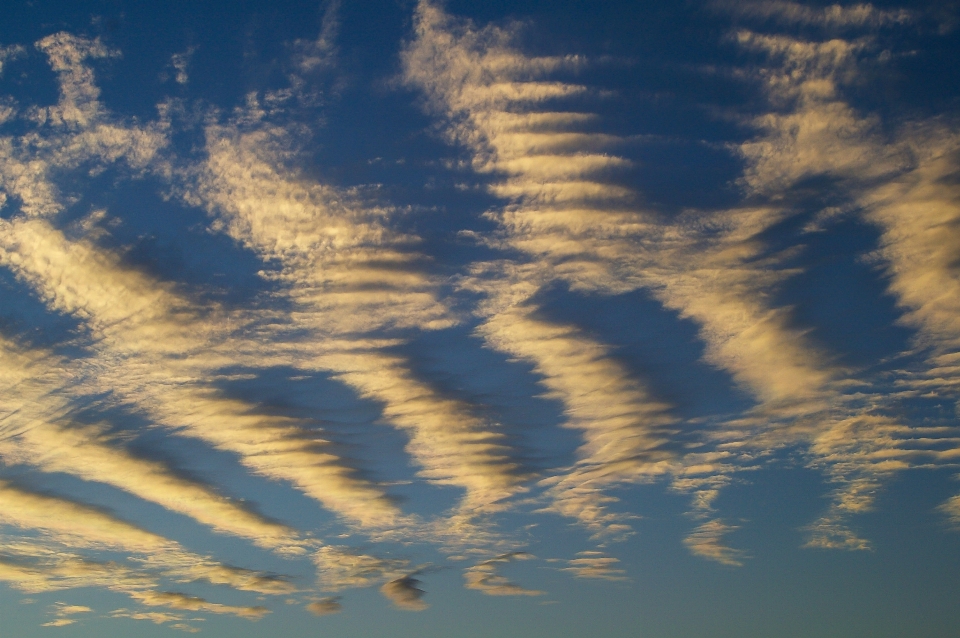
[0,0,957,630]
[402,0,960,556]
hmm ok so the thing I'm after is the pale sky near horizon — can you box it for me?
[0,1,959,636]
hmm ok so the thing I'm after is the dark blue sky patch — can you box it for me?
[531,282,754,422]
[774,216,915,368]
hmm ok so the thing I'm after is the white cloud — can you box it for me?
[0,215,399,531]
[305,597,342,616]
[0,335,304,552]
[561,552,628,581]
[464,552,543,597]
[683,519,746,566]
[716,1,913,28]
[313,546,410,592]
[191,122,529,517]
[402,1,951,556]
[41,618,76,627]
[0,480,295,595]
[32,33,116,128]
[169,47,195,85]
[380,576,428,611]
[0,44,25,76]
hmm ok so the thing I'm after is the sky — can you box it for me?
[0,0,959,636]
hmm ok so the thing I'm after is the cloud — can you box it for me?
[108,608,203,633]
[380,576,428,611]
[0,214,400,531]
[312,546,412,592]
[0,542,270,622]
[715,1,913,28]
[0,480,295,597]
[683,519,746,566]
[0,480,185,553]
[561,552,628,581]
[109,608,188,625]
[0,335,304,552]
[403,9,824,565]
[403,0,960,557]
[0,44,25,76]
[939,492,960,527]
[305,597,342,616]
[712,23,960,537]
[171,624,201,633]
[0,28,517,617]
[169,47,195,85]
[0,2,956,623]
[465,265,676,532]
[463,552,543,596]
[405,0,682,536]
[190,121,529,516]
[127,591,269,620]
[730,22,960,416]
[295,0,340,74]
[403,1,846,547]
[32,33,117,127]
[40,602,92,627]
[0,34,165,218]
[0,547,153,595]
[733,31,904,194]
[52,604,92,615]
[861,138,960,355]
[804,509,872,551]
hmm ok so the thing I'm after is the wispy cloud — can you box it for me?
[305,596,342,616]
[0,485,286,624]
[109,608,193,626]
[464,552,543,597]
[404,0,681,540]
[312,546,437,610]
[295,0,340,74]
[403,2,804,558]
[401,0,960,561]
[190,120,530,519]
[712,20,960,535]
[715,1,913,28]
[40,602,92,627]
[561,551,628,581]
[683,519,746,566]
[0,214,398,532]
[168,47,196,85]
[0,44,25,77]
[1,1,957,628]
[312,545,411,592]
[0,335,303,551]
[0,481,293,595]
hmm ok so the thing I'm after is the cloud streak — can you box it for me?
[404,0,683,540]
[190,120,529,518]
[464,552,543,597]
[0,482,288,622]
[402,0,960,559]
[1,2,958,629]
[0,335,302,551]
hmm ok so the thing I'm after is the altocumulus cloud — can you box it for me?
[0,0,957,631]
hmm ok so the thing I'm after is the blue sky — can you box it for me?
[0,1,959,635]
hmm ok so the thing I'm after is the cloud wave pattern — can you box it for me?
[0,1,957,630]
